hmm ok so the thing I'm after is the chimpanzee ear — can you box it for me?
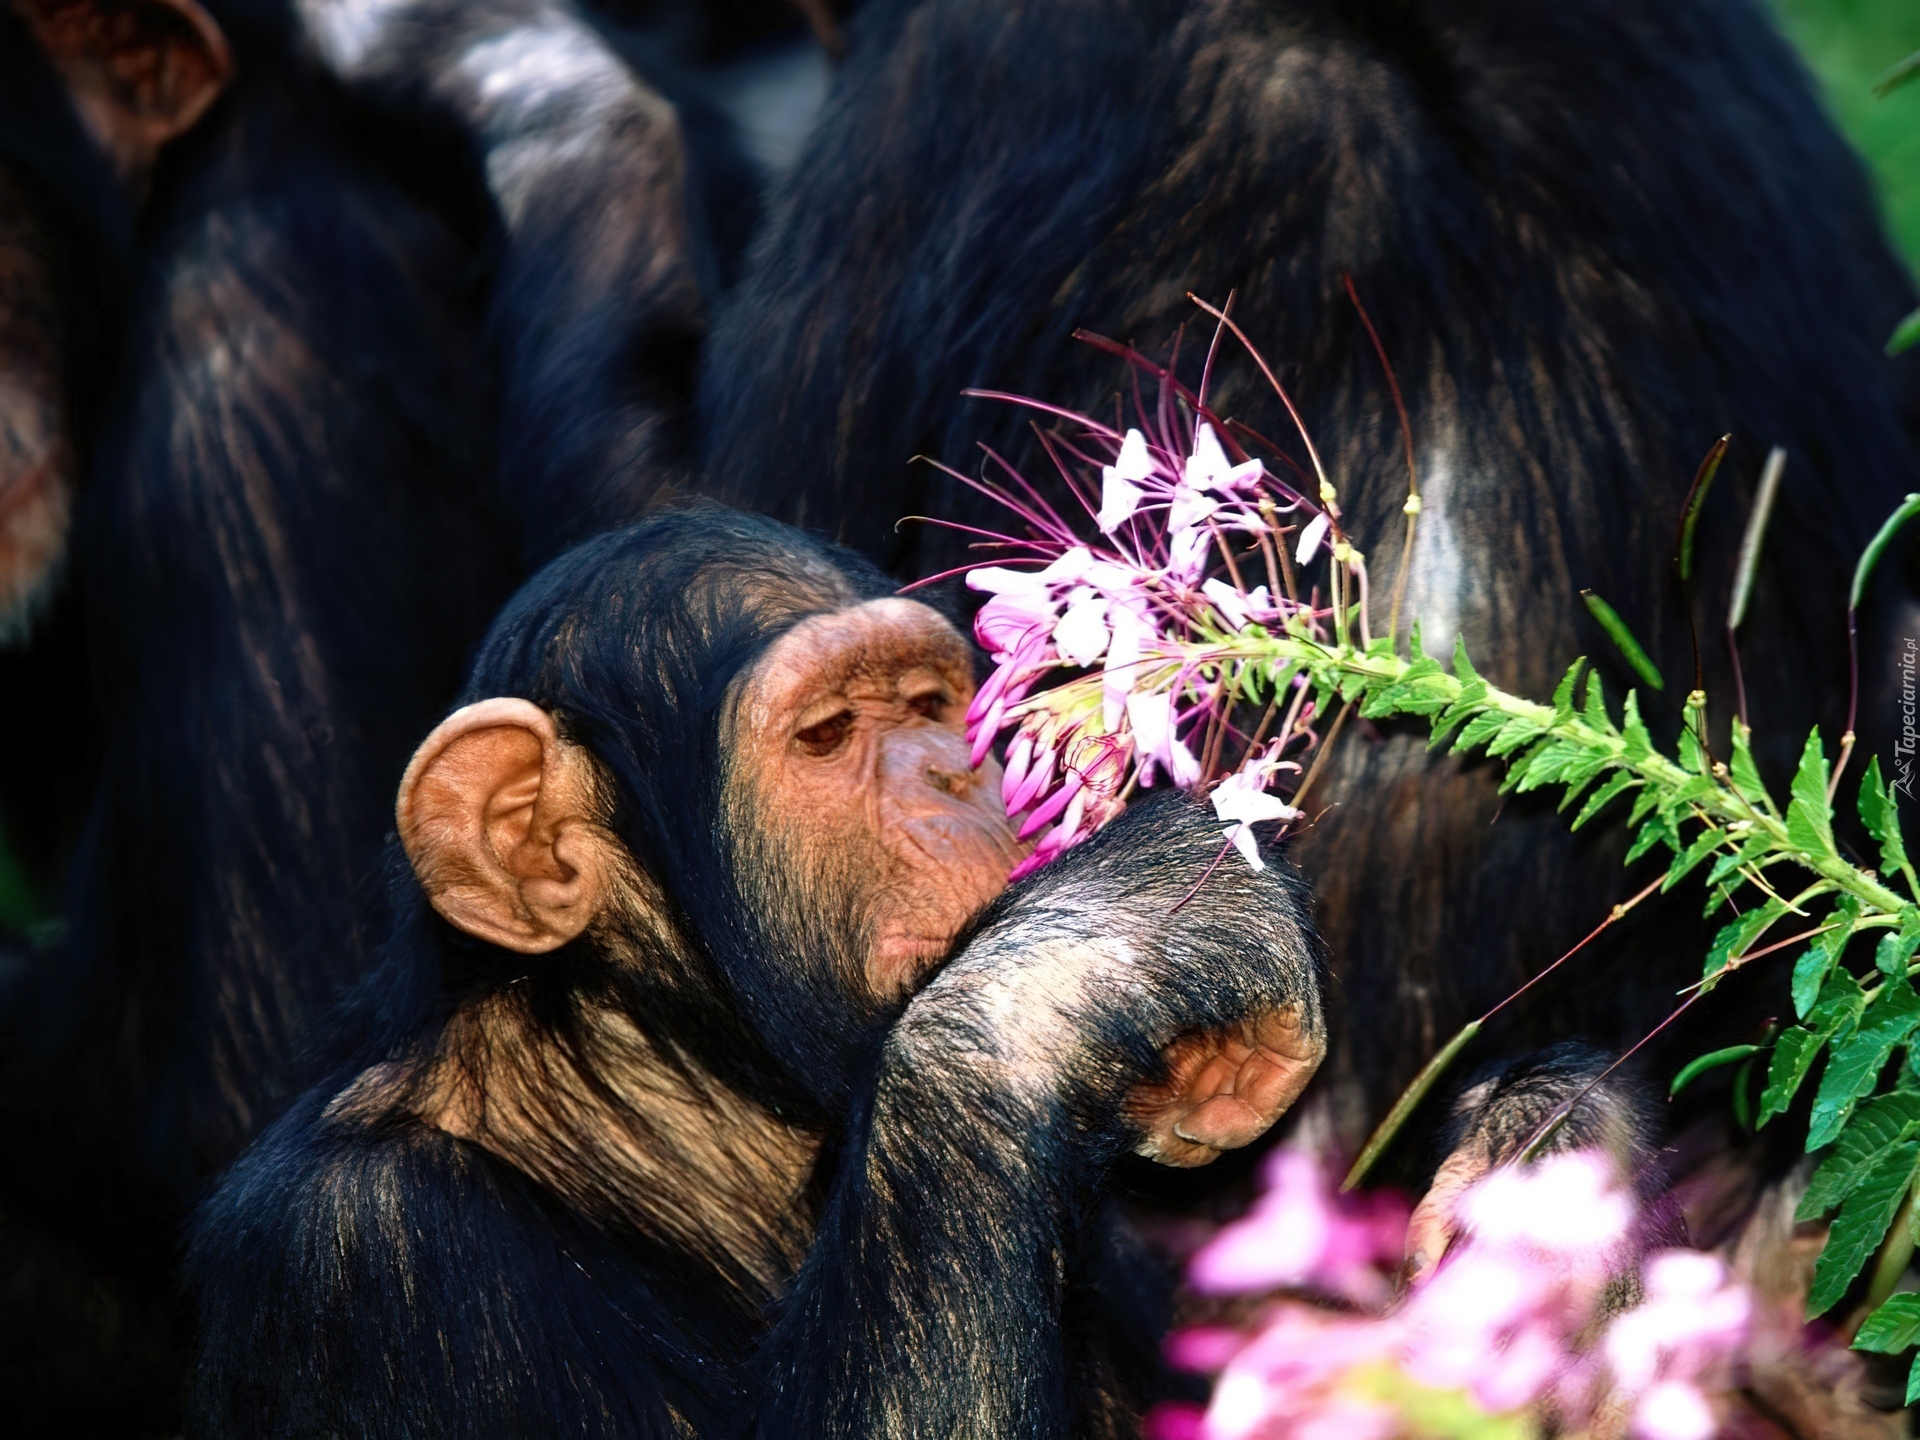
[16,0,233,185]
[397,698,611,955]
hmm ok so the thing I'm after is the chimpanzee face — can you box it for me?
[729,597,1027,998]
[395,596,1024,1007]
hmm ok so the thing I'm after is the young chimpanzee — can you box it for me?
[187,506,1325,1437]
[701,0,1920,1248]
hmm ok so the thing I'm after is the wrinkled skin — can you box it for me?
[730,596,1322,1166]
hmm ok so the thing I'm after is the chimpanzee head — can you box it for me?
[393,506,1026,1118]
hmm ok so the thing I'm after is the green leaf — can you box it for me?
[1874,50,1920,98]
[1879,910,1920,977]
[1581,670,1611,734]
[1861,756,1912,884]
[1705,834,1774,892]
[1582,591,1665,692]
[1808,977,1920,1150]
[1863,756,1896,843]
[1571,772,1636,831]
[1677,724,1709,777]
[1704,897,1789,980]
[1910,1354,1920,1409]
[1792,899,1859,1019]
[1663,828,1727,893]
[1626,813,1681,867]
[1786,730,1836,858]
[1808,968,1869,1047]
[1451,635,1479,685]
[1853,1295,1920,1356]
[1670,1044,1761,1097]
[1808,1142,1918,1316]
[1657,775,1718,823]
[1802,1091,1920,1219]
[1729,720,1772,812]
[1453,710,1509,754]
[1621,690,1653,763]
[1759,1026,1824,1127]
[1485,715,1545,758]
[1551,659,1585,722]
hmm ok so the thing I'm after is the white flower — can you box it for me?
[1183,422,1233,488]
[1128,689,1200,788]
[1097,469,1146,533]
[1102,598,1151,730]
[1052,590,1111,667]
[1632,1382,1716,1440]
[1203,578,1266,630]
[1168,524,1211,582]
[1168,484,1221,534]
[1209,766,1304,871]
[965,546,1094,596]
[1295,512,1331,565]
[1112,427,1154,481]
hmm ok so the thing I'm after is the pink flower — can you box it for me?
[1187,1146,1408,1304]
[1633,1381,1717,1440]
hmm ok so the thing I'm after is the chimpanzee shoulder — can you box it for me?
[186,1084,743,1440]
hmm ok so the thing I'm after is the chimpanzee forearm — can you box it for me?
[296,0,707,560]
[751,794,1323,1437]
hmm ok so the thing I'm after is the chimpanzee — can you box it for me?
[184,506,1325,1438]
[0,0,761,1428]
[700,0,1920,1238]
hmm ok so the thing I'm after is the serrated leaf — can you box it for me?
[1338,669,1368,703]
[1582,590,1666,691]
[1759,1026,1824,1127]
[1658,775,1719,823]
[1910,1354,1920,1407]
[1451,636,1479,685]
[1705,834,1773,892]
[1628,784,1661,828]
[1582,670,1611,734]
[1808,968,1869,1047]
[1704,897,1789,980]
[1802,1092,1920,1219]
[1407,621,1430,663]
[1621,691,1652,763]
[1678,724,1710,777]
[1663,828,1727,893]
[1787,730,1837,857]
[1552,659,1586,721]
[1453,710,1509,754]
[1879,910,1920,977]
[1626,813,1680,866]
[1808,977,1920,1150]
[1856,1294,1920,1354]
[1808,1142,1918,1316]
[1864,756,1895,843]
[1572,772,1636,831]
[1793,900,1860,1018]
[1729,720,1772,812]
[1486,715,1545,759]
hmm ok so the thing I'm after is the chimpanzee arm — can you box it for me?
[294,0,709,560]
[750,792,1324,1437]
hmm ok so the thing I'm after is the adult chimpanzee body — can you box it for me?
[702,0,1920,1190]
[0,0,762,1427]
[187,508,1326,1438]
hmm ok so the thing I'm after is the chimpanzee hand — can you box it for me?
[889,790,1325,1172]
[1404,1043,1654,1280]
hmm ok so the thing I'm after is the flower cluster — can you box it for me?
[1147,1150,1753,1440]
[950,371,1356,878]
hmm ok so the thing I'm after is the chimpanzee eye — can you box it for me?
[906,691,948,721]
[795,710,855,756]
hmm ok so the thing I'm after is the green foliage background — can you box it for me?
[1773,0,1920,269]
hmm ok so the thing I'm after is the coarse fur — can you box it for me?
[0,2,761,1428]
[699,0,1920,1168]
[187,507,1326,1438]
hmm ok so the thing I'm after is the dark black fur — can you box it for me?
[187,507,1325,1438]
[700,0,1920,1162]
[0,2,757,1428]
